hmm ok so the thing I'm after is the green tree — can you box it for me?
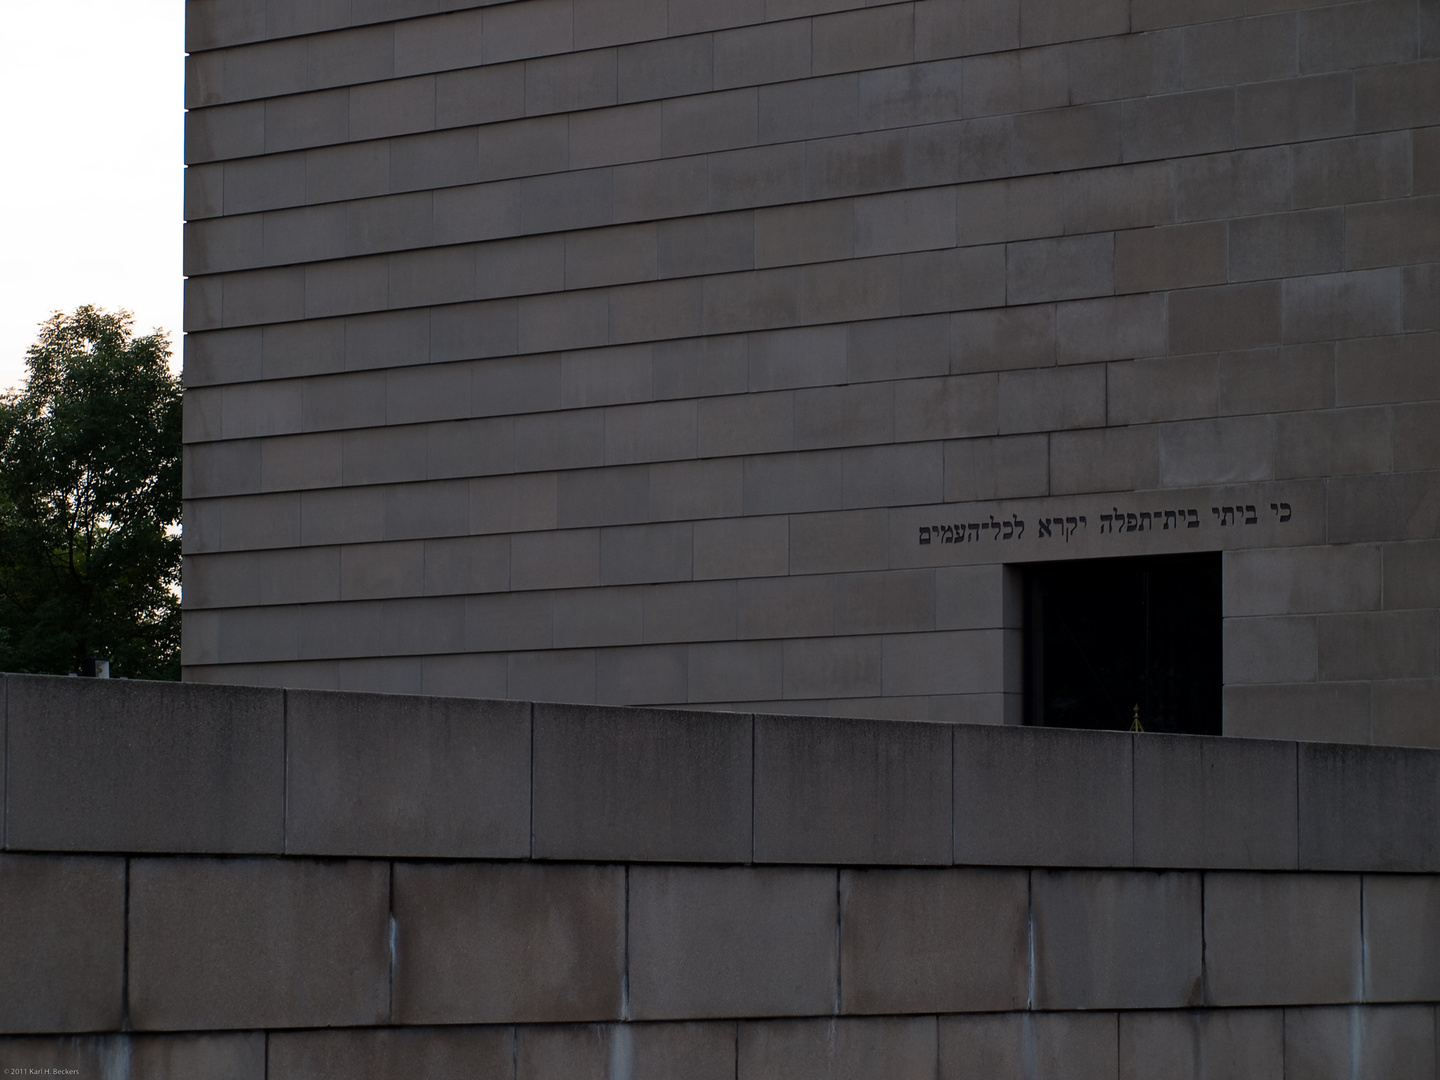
[0,306,182,678]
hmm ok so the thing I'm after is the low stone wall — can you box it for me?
[1,674,1438,1078]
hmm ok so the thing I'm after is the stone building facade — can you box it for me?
[181,0,1440,744]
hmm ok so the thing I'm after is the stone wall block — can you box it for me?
[532,703,752,862]
[839,868,1029,1014]
[954,725,1133,867]
[268,1027,512,1080]
[1299,743,1440,871]
[1203,872,1361,1006]
[128,857,391,1030]
[1036,868,1204,1011]
[285,689,530,858]
[392,862,625,1025]
[738,1016,937,1080]
[5,675,284,854]
[1133,734,1298,869]
[753,715,951,865]
[0,854,125,1033]
[628,866,838,1020]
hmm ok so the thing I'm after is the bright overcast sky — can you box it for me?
[0,0,184,393]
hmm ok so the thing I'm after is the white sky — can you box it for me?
[0,0,184,393]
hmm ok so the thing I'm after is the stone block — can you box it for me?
[1218,343,1334,416]
[508,649,598,705]
[1109,356,1216,426]
[599,521,692,585]
[1299,742,1440,871]
[1183,13,1297,90]
[704,267,803,335]
[753,714,950,864]
[1225,683,1373,744]
[1072,32,1182,103]
[654,335,748,400]
[687,639,784,702]
[393,861,625,1026]
[962,45,1069,118]
[595,643,691,706]
[1021,0,1127,46]
[1170,281,1281,354]
[604,398,697,465]
[1223,615,1319,685]
[269,1027,512,1080]
[1033,869,1203,1009]
[1284,1005,1438,1080]
[663,88,759,159]
[939,1012,1119,1080]
[1383,539,1440,609]
[532,703,752,862]
[839,868,1027,1013]
[1050,425,1160,494]
[1176,146,1291,223]
[1119,1009,1283,1080]
[1123,87,1236,163]
[552,587,645,649]
[955,725,1133,867]
[748,325,847,391]
[715,20,812,89]
[956,174,1064,245]
[0,854,124,1033]
[738,1016,937,1080]
[1293,132,1412,209]
[1229,208,1345,282]
[997,364,1107,433]
[709,143,808,213]
[1237,73,1354,147]
[813,5,915,76]
[1007,233,1114,305]
[901,245,1007,315]
[916,0,1019,59]
[1365,875,1440,1001]
[737,576,834,640]
[5,676,283,853]
[619,34,713,103]
[1203,871,1361,1006]
[1301,0,1419,73]
[800,256,904,324]
[1116,221,1227,293]
[1319,610,1438,681]
[659,210,754,279]
[693,515,790,579]
[123,1032,266,1079]
[628,866,838,1019]
[795,383,894,450]
[128,857,389,1029]
[284,690,529,858]
[1159,415,1273,486]
[781,635,884,699]
[1275,406,1391,479]
[943,433,1050,501]
[831,568,936,636]
[1224,544,1381,617]
[1056,293,1168,365]
[1347,195,1440,271]
[1372,679,1440,749]
[789,507,888,574]
[1329,471,1440,544]
[850,315,951,383]
[952,305,1055,372]
[854,188,957,258]
[806,129,910,200]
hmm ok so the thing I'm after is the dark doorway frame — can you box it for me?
[1022,552,1223,736]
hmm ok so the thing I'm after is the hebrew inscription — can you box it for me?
[918,502,1295,545]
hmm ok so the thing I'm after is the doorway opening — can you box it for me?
[1022,552,1222,736]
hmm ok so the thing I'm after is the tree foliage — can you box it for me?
[0,306,182,678]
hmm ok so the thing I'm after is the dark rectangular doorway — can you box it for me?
[1023,553,1222,736]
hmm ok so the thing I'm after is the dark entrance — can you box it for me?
[1023,553,1222,736]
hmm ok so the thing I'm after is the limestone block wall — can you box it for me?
[180,0,1440,742]
[4,676,1440,1078]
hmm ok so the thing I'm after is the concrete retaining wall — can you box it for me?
[2,675,1439,1076]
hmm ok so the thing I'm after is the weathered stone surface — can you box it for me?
[5,675,284,853]
[754,714,951,865]
[532,703,752,862]
[127,857,390,1030]
[392,862,625,1024]
[285,689,530,857]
